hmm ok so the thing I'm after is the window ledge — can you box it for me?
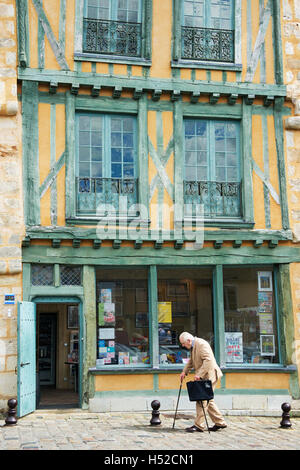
[181,217,254,229]
[171,59,242,71]
[89,365,297,374]
[75,52,152,67]
[221,365,297,373]
[66,216,151,227]
[89,366,183,374]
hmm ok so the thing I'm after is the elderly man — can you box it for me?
[179,331,227,433]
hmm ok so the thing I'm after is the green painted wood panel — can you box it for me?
[22,81,40,226]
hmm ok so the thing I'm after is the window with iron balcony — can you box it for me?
[83,0,144,58]
[184,119,242,221]
[182,0,234,63]
[76,113,138,218]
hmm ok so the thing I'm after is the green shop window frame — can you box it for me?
[74,0,153,65]
[92,264,286,371]
[172,0,242,71]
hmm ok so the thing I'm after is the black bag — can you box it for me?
[186,380,214,402]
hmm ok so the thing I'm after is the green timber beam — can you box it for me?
[18,67,287,98]
[22,245,300,266]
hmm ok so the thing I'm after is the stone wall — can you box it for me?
[282,0,300,395]
[0,0,23,413]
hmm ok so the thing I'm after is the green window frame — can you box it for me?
[172,0,242,70]
[74,0,152,65]
[75,112,138,217]
[92,264,285,371]
[65,93,149,225]
[183,118,242,219]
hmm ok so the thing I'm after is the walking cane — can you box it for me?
[200,400,210,434]
[172,380,183,429]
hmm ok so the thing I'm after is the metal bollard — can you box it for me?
[5,398,18,426]
[150,400,161,426]
[280,402,292,428]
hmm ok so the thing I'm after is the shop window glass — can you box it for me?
[223,266,280,365]
[157,268,214,366]
[96,268,149,366]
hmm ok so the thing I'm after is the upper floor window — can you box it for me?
[181,0,234,62]
[184,119,241,219]
[83,0,143,57]
[76,113,138,216]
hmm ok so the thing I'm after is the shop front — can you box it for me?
[21,240,298,415]
[88,259,297,413]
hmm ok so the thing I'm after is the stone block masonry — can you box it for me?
[0,0,24,414]
[283,0,300,398]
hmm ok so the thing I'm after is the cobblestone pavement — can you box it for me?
[0,409,299,452]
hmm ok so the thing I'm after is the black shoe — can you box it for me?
[208,424,227,432]
[185,425,204,433]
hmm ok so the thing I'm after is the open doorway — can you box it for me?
[36,303,80,409]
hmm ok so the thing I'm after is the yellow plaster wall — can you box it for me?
[226,373,290,390]
[95,374,153,391]
[150,0,172,79]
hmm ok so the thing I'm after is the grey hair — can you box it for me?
[179,332,194,343]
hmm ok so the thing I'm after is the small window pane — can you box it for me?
[60,265,82,286]
[79,146,90,162]
[79,162,90,177]
[185,151,196,166]
[112,163,122,178]
[123,133,133,148]
[197,166,207,180]
[123,164,134,177]
[185,166,197,180]
[185,120,195,136]
[111,119,122,131]
[79,132,90,146]
[92,163,102,178]
[111,148,122,162]
[91,147,102,162]
[124,149,134,162]
[91,132,102,147]
[79,115,90,131]
[31,264,54,286]
[111,133,122,147]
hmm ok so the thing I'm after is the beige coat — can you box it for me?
[183,337,223,385]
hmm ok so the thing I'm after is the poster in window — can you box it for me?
[98,303,115,325]
[258,291,273,312]
[225,332,243,363]
[258,271,273,292]
[158,302,172,323]
[260,335,275,356]
[258,313,274,334]
[99,328,115,340]
[100,288,112,303]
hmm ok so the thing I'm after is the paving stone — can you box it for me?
[0,411,300,450]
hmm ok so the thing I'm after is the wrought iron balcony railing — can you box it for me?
[184,181,242,218]
[76,177,138,216]
[181,26,234,62]
[83,18,142,57]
